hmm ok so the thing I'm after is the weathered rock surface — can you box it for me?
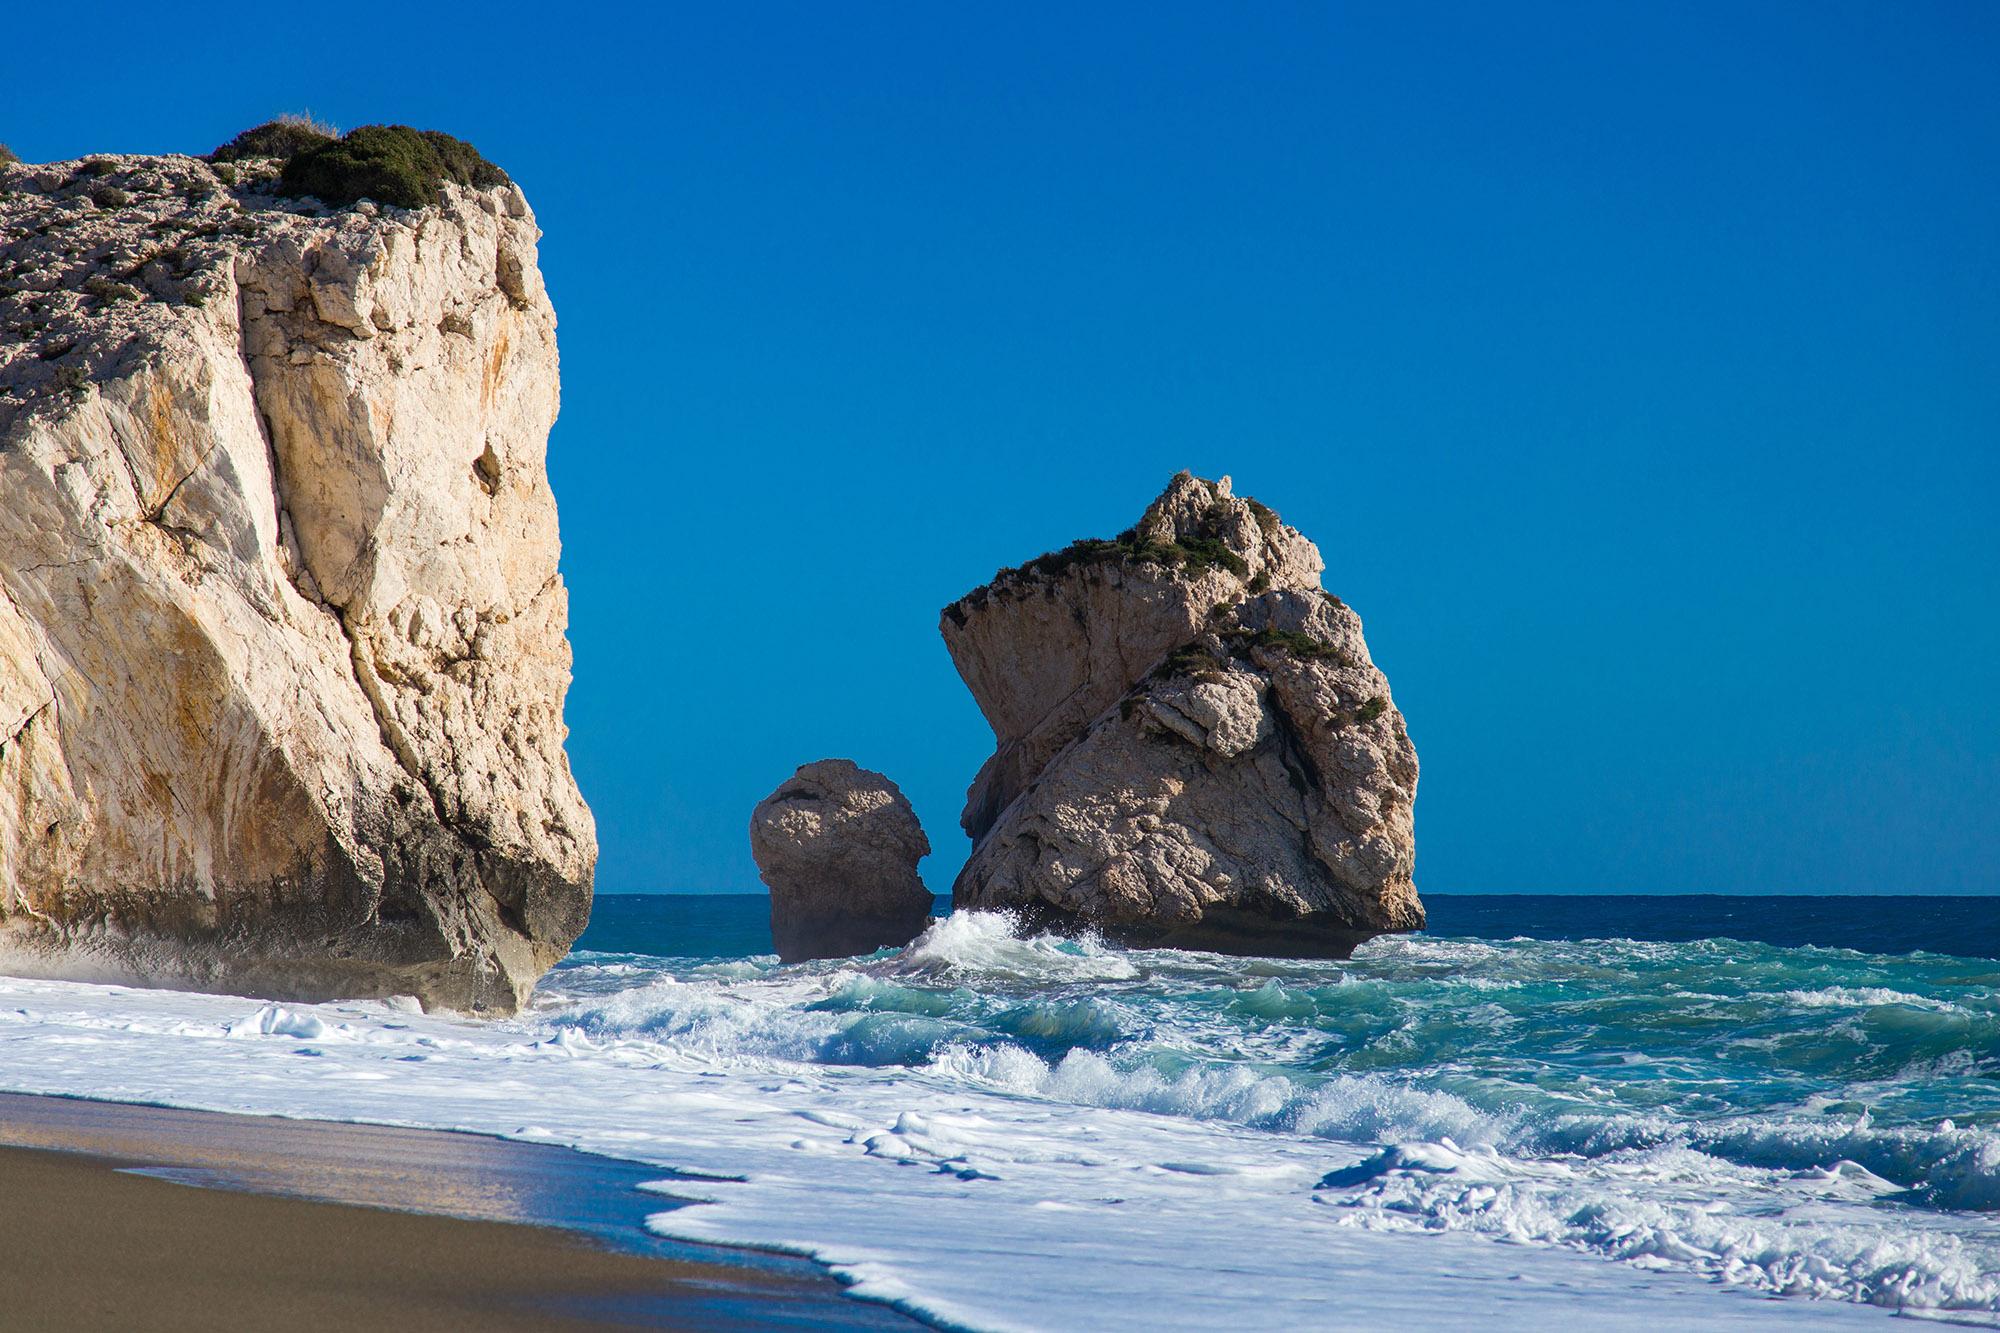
[943,472,1324,842]
[750,761,933,962]
[0,150,595,1012]
[946,474,1420,954]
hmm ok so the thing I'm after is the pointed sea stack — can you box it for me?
[942,473,1421,956]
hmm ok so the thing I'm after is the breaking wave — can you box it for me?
[540,910,2000,1317]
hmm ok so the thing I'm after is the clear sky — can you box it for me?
[7,3,1996,894]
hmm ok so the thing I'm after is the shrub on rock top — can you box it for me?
[209,114,338,163]
[279,125,509,210]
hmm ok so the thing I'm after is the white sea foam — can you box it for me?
[225,1004,331,1040]
[1783,986,1960,1011]
[887,910,1142,983]
[1319,1140,2000,1312]
[2,915,1997,1330]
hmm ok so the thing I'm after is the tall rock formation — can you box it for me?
[750,760,934,963]
[943,474,1420,955]
[0,147,594,1012]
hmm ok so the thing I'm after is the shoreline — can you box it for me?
[0,1091,916,1331]
[1,956,1963,1330]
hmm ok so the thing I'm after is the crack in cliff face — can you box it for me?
[229,244,571,949]
[16,557,95,578]
[144,435,223,529]
[340,617,443,807]
[0,696,54,758]
[0,594,80,925]
[1,578,61,737]
[233,276,461,841]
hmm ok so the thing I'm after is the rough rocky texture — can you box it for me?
[0,150,595,1012]
[750,761,933,962]
[947,474,1420,954]
[942,472,1323,842]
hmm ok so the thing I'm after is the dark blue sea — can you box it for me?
[578,892,2000,962]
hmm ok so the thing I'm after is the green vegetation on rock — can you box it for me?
[992,528,1250,588]
[942,481,1291,629]
[1151,626,1354,683]
[278,125,509,210]
[1227,626,1352,667]
[0,144,19,167]
[51,365,89,400]
[83,275,138,304]
[1151,642,1230,683]
[209,114,338,164]
[1244,497,1281,539]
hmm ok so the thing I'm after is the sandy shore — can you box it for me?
[0,1092,913,1331]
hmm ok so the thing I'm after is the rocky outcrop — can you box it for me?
[0,149,594,1012]
[943,472,1324,843]
[945,474,1420,954]
[750,761,933,962]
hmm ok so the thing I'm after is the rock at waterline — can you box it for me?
[750,761,934,962]
[943,472,1422,956]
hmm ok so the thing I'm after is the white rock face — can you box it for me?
[750,760,934,962]
[0,151,594,1012]
[947,474,1421,954]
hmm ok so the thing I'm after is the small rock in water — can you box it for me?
[750,760,933,962]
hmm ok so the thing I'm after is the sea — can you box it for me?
[3,893,1997,1330]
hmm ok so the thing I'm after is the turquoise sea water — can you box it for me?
[557,894,2000,1311]
[7,893,1998,1324]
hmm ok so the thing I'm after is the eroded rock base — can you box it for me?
[772,905,936,966]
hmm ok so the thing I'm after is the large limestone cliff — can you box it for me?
[0,150,595,1011]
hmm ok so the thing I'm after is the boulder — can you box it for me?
[751,761,934,962]
[0,150,594,1012]
[945,474,1420,954]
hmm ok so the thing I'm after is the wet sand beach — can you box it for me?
[0,1092,915,1332]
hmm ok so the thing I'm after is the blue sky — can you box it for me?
[8,3,1996,894]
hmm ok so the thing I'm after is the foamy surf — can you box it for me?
[1,910,1996,1329]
